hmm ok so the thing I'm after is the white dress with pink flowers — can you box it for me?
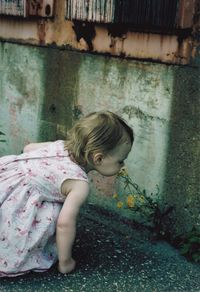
[0,140,88,277]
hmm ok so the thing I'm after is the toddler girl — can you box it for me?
[0,111,134,277]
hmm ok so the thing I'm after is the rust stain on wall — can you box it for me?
[92,27,192,64]
[0,0,199,65]
[37,19,46,45]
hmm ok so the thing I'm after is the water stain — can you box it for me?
[39,47,83,141]
[163,63,200,237]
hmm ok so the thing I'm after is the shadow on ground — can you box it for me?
[1,204,200,292]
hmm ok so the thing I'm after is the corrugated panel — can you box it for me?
[114,0,179,28]
[66,0,115,22]
[0,0,26,17]
[66,0,193,30]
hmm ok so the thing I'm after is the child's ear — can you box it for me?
[92,153,104,165]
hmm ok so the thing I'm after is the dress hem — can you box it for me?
[0,268,49,278]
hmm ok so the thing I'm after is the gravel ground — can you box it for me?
[0,204,200,292]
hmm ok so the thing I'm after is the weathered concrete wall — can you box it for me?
[0,42,80,154]
[0,41,199,238]
[0,42,173,192]
[0,42,43,154]
[163,63,200,236]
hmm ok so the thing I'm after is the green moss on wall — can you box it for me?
[163,65,200,237]
[39,49,83,141]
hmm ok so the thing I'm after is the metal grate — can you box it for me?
[114,0,179,28]
[66,0,115,23]
[66,0,193,31]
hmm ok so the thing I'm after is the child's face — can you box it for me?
[94,136,132,176]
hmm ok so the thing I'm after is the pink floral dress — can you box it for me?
[0,140,88,277]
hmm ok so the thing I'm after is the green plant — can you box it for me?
[113,169,200,263]
[113,168,173,239]
[174,228,200,263]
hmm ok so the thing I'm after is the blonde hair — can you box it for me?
[65,111,134,167]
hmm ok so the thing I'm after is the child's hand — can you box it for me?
[58,258,76,274]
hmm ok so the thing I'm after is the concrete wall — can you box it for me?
[0,41,199,238]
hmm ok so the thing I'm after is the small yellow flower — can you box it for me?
[117,201,123,208]
[112,193,118,199]
[127,194,135,208]
[118,167,129,177]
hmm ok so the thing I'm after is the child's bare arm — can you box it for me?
[23,142,52,153]
[56,180,89,274]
